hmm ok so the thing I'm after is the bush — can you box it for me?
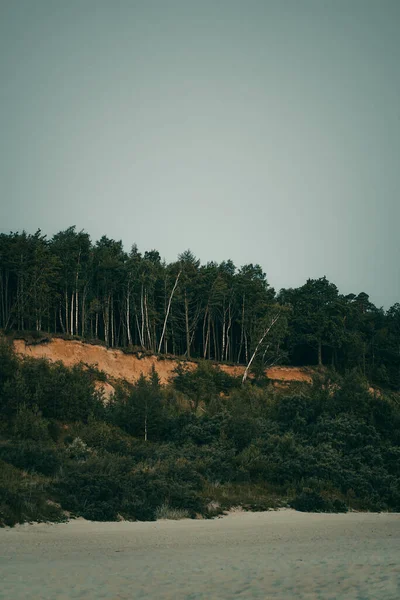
[203,481,285,512]
[13,404,51,442]
[290,489,348,513]
[65,437,91,461]
[70,419,134,455]
[0,460,65,527]
[0,441,62,476]
[172,361,239,407]
[53,465,129,521]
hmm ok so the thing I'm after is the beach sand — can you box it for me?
[1,509,399,599]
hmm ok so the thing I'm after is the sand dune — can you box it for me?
[1,510,399,599]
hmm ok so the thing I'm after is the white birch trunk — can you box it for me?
[158,271,181,353]
[221,306,226,362]
[126,288,132,345]
[111,296,115,347]
[140,285,145,348]
[242,313,281,384]
[135,313,144,347]
[70,292,74,336]
[81,286,87,337]
[238,294,245,364]
[203,305,209,359]
[184,290,191,359]
[144,289,152,350]
[225,304,232,361]
[65,290,69,334]
[206,313,211,359]
[75,290,79,335]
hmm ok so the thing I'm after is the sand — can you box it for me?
[1,510,399,599]
[13,338,189,385]
[13,338,313,385]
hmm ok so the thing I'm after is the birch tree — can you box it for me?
[158,269,181,353]
[242,311,282,384]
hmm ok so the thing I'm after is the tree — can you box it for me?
[92,236,125,347]
[51,227,91,335]
[158,269,181,353]
[118,368,164,440]
[242,309,283,384]
[177,250,201,359]
[236,264,275,365]
[386,303,400,390]
[0,226,398,388]
[281,277,341,366]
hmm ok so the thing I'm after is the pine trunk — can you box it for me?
[70,292,74,335]
[184,290,190,359]
[126,287,132,345]
[65,289,69,334]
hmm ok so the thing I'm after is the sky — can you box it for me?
[0,0,399,308]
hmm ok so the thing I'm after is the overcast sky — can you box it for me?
[0,0,399,307]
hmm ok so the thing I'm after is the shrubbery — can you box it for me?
[290,490,348,513]
[1,340,400,525]
[0,460,65,527]
[0,441,62,476]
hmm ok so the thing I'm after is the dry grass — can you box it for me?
[155,503,190,520]
[202,482,287,514]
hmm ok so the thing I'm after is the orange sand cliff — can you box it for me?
[13,338,313,386]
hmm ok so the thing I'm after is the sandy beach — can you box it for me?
[1,510,399,599]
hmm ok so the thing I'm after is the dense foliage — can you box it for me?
[1,228,399,389]
[1,341,399,526]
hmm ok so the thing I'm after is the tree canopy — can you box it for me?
[1,227,399,389]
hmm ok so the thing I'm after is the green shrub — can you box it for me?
[0,441,62,476]
[65,437,91,461]
[0,460,65,527]
[13,404,51,442]
[70,419,134,455]
[203,481,285,512]
[290,489,348,513]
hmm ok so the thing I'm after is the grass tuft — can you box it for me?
[155,503,190,520]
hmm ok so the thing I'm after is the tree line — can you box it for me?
[0,227,399,388]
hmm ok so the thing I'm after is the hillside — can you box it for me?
[13,338,314,387]
[1,336,400,527]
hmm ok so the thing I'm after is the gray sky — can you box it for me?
[1,0,399,308]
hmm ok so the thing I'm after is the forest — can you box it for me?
[0,227,399,389]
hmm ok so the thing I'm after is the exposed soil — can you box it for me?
[266,366,313,383]
[13,338,314,386]
[13,338,194,385]
[94,380,116,403]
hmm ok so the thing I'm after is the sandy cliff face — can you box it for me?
[13,339,189,385]
[13,338,313,385]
